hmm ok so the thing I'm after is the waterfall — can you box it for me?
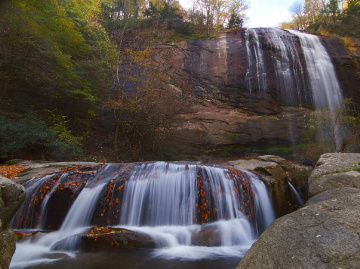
[245,28,267,92]
[287,181,304,207]
[289,30,344,150]
[244,28,308,106]
[244,28,345,150]
[11,163,275,266]
[288,30,343,109]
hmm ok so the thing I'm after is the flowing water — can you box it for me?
[287,181,304,207]
[10,162,275,269]
[244,28,344,149]
[288,30,344,150]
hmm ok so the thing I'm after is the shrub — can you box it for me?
[0,115,82,162]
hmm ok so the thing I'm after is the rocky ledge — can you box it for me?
[237,153,360,269]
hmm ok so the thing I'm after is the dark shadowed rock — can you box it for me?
[237,190,360,269]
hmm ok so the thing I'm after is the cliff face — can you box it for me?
[159,29,360,160]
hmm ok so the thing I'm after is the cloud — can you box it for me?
[247,1,292,28]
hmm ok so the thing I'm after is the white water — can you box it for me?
[289,30,344,150]
[59,183,106,230]
[11,163,275,267]
[120,162,197,226]
[247,171,276,232]
[288,30,343,109]
[288,181,304,206]
[245,28,267,92]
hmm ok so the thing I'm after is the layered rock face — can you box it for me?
[237,153,360,269]
[0,176,25,269]
[163,29,360,159]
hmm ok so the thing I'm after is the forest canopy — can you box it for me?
[0,0,250,162]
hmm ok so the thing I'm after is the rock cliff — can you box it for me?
[161,29,360,160]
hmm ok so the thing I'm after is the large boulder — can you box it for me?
[230,156,311,216]
[237,189,360,269]
[308,153,360,198]
[0,176,25,269]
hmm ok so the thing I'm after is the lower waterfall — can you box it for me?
[10,162,275,268]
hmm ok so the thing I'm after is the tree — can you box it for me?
[109,46,185,161]
[0,0,114,161]
[228,12,244,28]
[227,0,248,28]
[289,0,307,30]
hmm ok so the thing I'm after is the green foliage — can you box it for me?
[0,115,82,162]
[228,12,244,29]
[0,0,114,120]
[48,111,83,146]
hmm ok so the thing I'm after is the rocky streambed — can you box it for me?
[2,154,360,269]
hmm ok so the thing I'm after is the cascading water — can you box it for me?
[244,28,309,105]
[289,30,344,150]
[245,28,267,93]
[244,28,345,150]
[287,181,304,207]
[10,162,275,269]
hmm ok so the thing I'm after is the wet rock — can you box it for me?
[237,190,360,269]
[192,226,222,247]
[51,227,156,252]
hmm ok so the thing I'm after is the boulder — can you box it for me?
[230,156,311,217]
[309,171,360,197]
[305,187,360,206]
[0,176,25,269]
[192,225,222,247]
[0,229,15,269]
[51,227,156,251]
[308,153,360,198]
[237,189,360,269]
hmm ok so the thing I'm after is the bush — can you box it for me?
[0,115,82,162]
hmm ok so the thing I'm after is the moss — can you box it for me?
[226,133,239,140]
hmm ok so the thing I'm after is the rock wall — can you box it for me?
[237,153,360,269]
[160,29,360,160]
[0,176,25,269]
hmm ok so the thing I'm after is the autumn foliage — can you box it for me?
[0,165,27,179]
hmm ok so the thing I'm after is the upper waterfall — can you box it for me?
[244,28,343,110]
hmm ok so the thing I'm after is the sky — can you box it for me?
[178,0,293,28]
